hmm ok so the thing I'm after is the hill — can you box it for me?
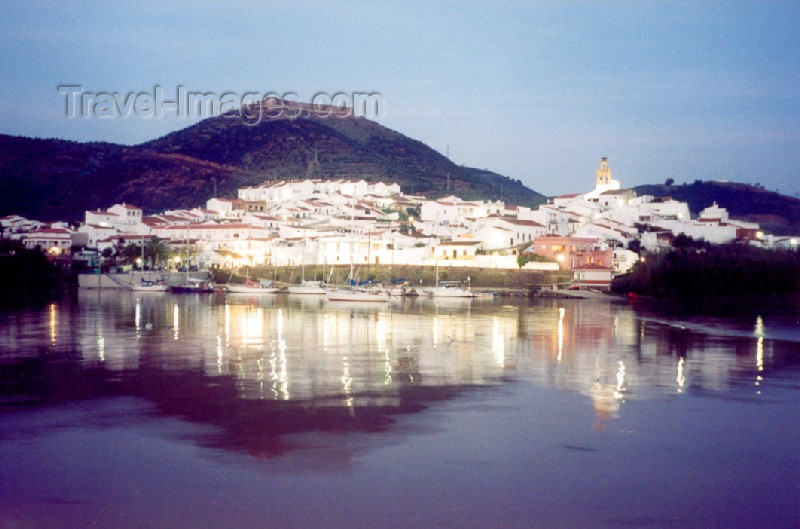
[0,104,544,221]
[142,106,544,206]
[633,181,800,235]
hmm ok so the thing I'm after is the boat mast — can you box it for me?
[349,198,356,284]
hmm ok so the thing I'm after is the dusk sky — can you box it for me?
[1,1,798,196]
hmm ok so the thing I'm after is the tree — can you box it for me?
[112,237,127,265]
[664,178,675,186]
[145,237,172,269]
[119,243,143,265]
[628,239,641,253]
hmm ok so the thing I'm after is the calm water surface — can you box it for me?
[0,292,798,529]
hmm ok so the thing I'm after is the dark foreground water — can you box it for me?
[0,292,798,529]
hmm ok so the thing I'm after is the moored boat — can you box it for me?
[423,281,475,298]
[326,287,389,302]
[287,280,326,295]
[170,278,215,293]
[227,284,281,294]
[227,278,281,294]
[130,279,168,292]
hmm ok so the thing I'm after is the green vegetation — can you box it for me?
[516,252,555,268]
[612,243,800,299]
[0,240,73,303]
[0,110,546,221]
[633,180,800,235]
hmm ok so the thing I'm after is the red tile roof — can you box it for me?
[573,263,613,270]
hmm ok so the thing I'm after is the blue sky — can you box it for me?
[1,1,798,196]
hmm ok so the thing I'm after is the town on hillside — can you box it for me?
[2,158,798,290]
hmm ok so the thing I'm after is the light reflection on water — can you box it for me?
[0,292,798,529]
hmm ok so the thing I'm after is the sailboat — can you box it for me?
[130,237,168,291]
[227,260,281,294]
[325,214,388,303]
[326,279,389,302]
[169,229,214,293]
[227,278,281,294]
[422,262,475,298]
[287,238,326,294]
[130,278,168,292]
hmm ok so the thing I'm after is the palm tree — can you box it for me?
[145,237,172,269]
[119,243,142,266]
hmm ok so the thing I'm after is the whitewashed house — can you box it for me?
[206,198,246,219]
[107,203,142,226]
[23,227,74,254]
[78,224,121,247]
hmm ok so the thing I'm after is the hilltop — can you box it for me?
[633,181,800,234]
[0,104,544,221]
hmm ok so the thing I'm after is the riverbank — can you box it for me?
[612,245,800,300]
[213,264,574,292]
[0,240,75,308]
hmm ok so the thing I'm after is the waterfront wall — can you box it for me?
[78,271,209,289]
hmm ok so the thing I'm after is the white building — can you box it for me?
[206,198,246,218]
[22,227,75,254]
[420,196,502,225]
[107,203,142,226]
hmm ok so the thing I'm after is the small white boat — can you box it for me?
[326,287,389,302]
[130,280,168,292]
[227,279,280,294]
[473,291,496,299]
[227,284,281,294]
[423,281,475,298]
[287,281,326,295]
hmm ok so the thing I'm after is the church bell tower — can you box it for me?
[596,157,612,186]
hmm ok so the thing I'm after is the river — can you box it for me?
[0,292,797,529]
